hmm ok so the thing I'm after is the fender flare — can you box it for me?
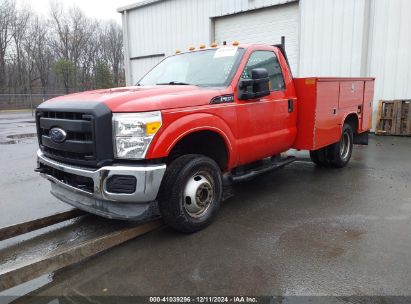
[341,111,360,133]
[147,113,238,169]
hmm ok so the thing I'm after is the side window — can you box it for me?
[242,51,285,91]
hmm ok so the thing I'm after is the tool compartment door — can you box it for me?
[339,80,365,132]
[314,81,341,149]
[292,78,341,150]
[361,80,374,131]
[339,81,365,109]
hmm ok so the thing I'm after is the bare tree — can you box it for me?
[24,17,54,97]
[0,0,125,105]
[80,29,101,90]
[49,2,70,60]
[101,22,124,86]
[10,7,31,94]
[50,3,97,91]
[0,0,16,93]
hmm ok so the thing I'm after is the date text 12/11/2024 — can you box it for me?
[149,296,258,303]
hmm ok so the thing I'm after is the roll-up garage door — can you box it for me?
[214,2,299,74]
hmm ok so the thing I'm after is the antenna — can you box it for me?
[274,36,292,76]
[281,36,285,50]
[274,36,286,54]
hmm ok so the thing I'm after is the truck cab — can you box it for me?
[36,43,374,233]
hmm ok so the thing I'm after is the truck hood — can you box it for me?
[46,86,229,112]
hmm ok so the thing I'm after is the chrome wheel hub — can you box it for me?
[340,131,351,160]
[184,173,214,218]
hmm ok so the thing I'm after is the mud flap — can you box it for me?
[354,132,369,145]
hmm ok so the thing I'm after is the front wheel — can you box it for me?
[158,154,223,233]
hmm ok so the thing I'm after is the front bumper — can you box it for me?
[37,150,166,220]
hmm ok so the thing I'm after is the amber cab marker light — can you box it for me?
[211,42,218,48]
[189,46,195,51]
[199,44,206,49]
[232,41,239,46]
[176,49,181,54]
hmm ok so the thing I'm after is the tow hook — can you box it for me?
[34,167,48,174]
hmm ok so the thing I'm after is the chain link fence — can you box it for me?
[0,92,81,116]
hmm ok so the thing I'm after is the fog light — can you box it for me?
[106,175,137,194]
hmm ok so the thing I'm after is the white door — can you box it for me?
[214,3,300,74]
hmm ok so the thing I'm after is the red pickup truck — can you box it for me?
[36,42,374,233]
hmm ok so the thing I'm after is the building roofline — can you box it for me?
[117,0,165,13]
[117,0,297,13]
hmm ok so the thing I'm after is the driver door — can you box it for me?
[235,50,294,165]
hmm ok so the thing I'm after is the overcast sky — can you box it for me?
[18,0,141,23]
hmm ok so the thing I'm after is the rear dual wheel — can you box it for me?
[310,124,354,168]
[309,148,328,166]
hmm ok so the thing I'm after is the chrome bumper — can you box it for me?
[37,150,166,220]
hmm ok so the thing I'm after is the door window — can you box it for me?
[241,51,285,91]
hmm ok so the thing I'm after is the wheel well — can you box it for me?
[344,114,359,134]
[168,131,228,170]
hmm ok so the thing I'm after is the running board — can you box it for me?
[231,156,296,183]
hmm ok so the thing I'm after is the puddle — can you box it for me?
[0,133,37,145]
[7,133,37,140]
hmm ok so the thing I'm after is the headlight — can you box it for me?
[113,111,162,159]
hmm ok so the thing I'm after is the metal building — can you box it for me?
[118,0,411,127]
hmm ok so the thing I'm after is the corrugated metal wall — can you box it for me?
[214,3,300,73]
[298,0,367,77]
[122,0,297,83]
[367,0,411,126]
[298,0,411,128]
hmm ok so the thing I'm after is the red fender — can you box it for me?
[341,111,360,133]
[146,113,238,170]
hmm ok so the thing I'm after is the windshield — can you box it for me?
[138,48,244,87]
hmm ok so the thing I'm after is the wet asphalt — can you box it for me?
[0,112,70,226]
[0,112,410,298]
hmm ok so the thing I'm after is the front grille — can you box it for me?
[36,102,114,168]
[40,163,94,193]
[37,111,96,163]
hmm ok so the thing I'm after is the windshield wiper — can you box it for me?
[156,81,192,86]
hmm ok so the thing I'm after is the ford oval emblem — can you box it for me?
[49,128,67,143]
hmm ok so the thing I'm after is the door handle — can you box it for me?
[288,100,294,113]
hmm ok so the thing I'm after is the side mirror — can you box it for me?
[238,68,270,100]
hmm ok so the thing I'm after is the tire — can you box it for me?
[327,123,354,168]
[158,154,223,233]
[309,148,329,166]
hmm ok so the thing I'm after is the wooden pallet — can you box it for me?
[375,100,411,136]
